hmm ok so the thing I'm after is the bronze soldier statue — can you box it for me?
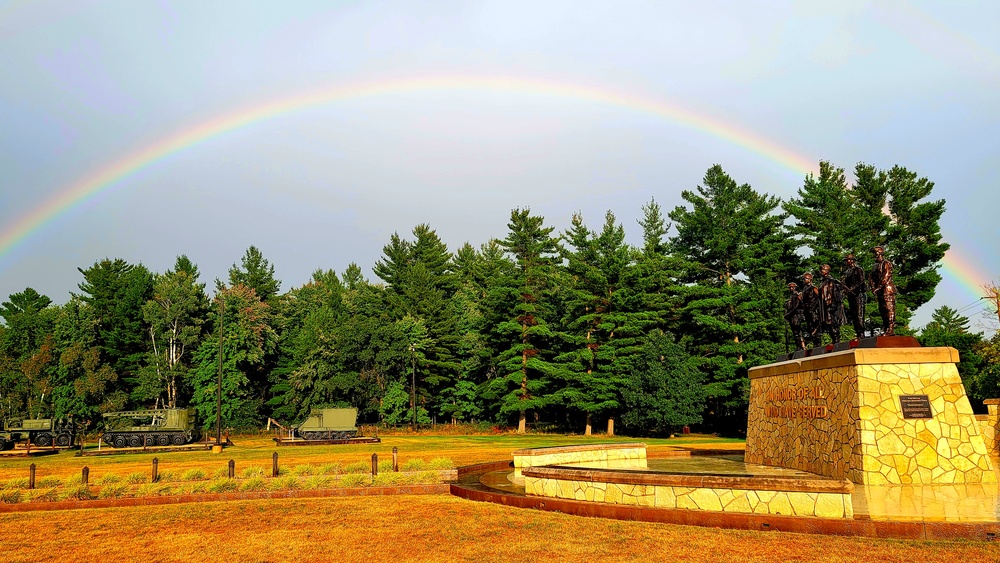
[784,282,807,350]
[799,272,822,347]
[869,246,897,336]
[818,264,848,343]
[842,253,867,338]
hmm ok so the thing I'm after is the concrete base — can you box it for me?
[746,346,995,485]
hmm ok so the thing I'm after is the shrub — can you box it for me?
[303,475,333,490]
[270,476,301,491]
[98,482,129,499]
[136,482,165,497]
[338,473,370,488]
[26,489,58,503]
[156,470,177,483]
[62,485,95,501]
[0,489,22,504]
[126,472,149,485]
[98,473,121,485]
[240,466,266,479]
[343,461,370,474]
[212,466,230,479]
[400,459,427,471]
[428,457,454,470]
[206,478,238,493]
[291,464,315,476]
[181,468,206,481]
[37,476,62,488]
[5,477,29,489]
[64,474,83,486]
[186,482,207,494]
[318,462,342,475]
[239,476,267,492]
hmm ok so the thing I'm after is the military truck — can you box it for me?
[102,408,200,448]
[0,417,76,450]
[295,408,358,440]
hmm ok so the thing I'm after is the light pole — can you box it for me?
[410,343,416,431]
[215,296,225,446]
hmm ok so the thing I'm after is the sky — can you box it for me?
[0,0,998,332]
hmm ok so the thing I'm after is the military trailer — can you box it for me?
[295,408,358,440]
[0,417,76,450]
[102,408,200,448]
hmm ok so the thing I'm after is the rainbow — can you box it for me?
[0,74,817,263]
[942,248,993,302]
[0,73,987,301]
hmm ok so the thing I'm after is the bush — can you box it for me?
[37,476,62,488]
[269,476,301,491]
[64,474,83,486]
[318,462,342,475]
[0,489,22,504]
[240,476,267,492]
[126,472,149,485]
[291,464,315,476]
[338,473,370,488]
[98,473,121,485]
[181,468,206,481]
[98,482,129,499]
[428,457,454,470]
[206,478,238,493]
[62,485,95,501]
[26,489,58,503]
[212,466,230,479]
[400,459,427,471]
[240,466,266,479]
[343,461,369,474]
[156,470,177,483]
[136,482,165,497]
[303,475,333,490]
[4,477,29,489]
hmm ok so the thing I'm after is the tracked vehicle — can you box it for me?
[295,408,358,440]
[102,408,200,448]
[1,417,76,450]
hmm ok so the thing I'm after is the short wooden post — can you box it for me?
[392,446,399,472]
[371,453,378,476]
[272,452,279,477]
[152,458,159,483]
[82,466,89,486]
[228,459,235,479]
[28,463,35,490]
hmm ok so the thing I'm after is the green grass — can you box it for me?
[98,482,129,499]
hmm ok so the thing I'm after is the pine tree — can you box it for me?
[668,165,791,430]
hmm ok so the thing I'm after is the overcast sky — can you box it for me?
[1,1,998,331]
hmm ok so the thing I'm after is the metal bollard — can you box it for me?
[82,467,89,486]
[272,452,279,477]
[392,446,399,472]
[152,458,159,483]
[371,453,378,476]
[29,463,35,490]
[228,459,235,479]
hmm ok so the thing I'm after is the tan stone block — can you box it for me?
[558,480,575,499]
[878,432,906,455]
[724,491,753,513]
[815,494,846,518]
[788,492,817,516]
[952,455,976,472]
[606,484,624,504]
[687,488,723,511]
[916,445,938,469]
[768,493,793,515]
[879,410,900,429]
[858,405,879,421]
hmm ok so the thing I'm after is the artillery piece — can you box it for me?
[102,408,200,448]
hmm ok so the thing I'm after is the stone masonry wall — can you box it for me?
[511,443,646,483]
[523,475,853,519]
[746,348,995,485]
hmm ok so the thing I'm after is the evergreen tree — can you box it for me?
[488,208,569,433]
[621,330,705,435]
[668,165,791,430]
[75,258,154,401]
[919,306,984,409]
[227,246,281,302]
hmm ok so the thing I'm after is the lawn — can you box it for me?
[1,432,994,562]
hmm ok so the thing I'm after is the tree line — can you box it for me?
[2,161,995,436]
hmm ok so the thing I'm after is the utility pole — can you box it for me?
[410,343,416,431]
[216,296,225,446]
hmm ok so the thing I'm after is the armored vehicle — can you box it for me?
[0,417,76,450]
[102,408,200,448]
[295,408,358,440]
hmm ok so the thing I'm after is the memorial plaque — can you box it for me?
[899,395,933,419]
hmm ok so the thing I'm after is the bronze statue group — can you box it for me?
[784,246,897,351]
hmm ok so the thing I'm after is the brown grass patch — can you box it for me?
[0,495,996,563]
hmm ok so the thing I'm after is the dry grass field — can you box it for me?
[1,433,996,562]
